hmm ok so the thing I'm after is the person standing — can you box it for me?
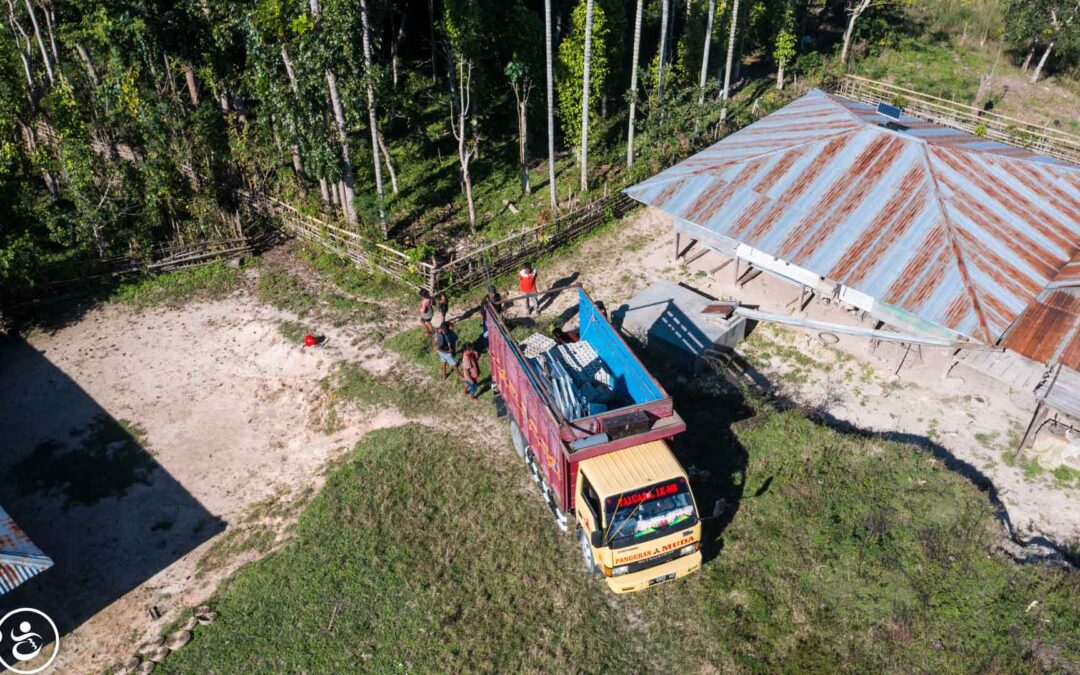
[461,342,481,400]
[481,285,503,349]
[419,290,435,335]
[434,321,460,379]
[518,263,539,315]
[437,292,450,325]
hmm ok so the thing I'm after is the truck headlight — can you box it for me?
[612,565,629,576]
[679,544,697,556]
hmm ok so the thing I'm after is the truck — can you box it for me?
[486,288,702,593]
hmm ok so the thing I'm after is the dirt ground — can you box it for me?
[0,283,409,674]
[1,206,1077,672]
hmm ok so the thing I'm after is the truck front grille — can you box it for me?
[624,548,681,574]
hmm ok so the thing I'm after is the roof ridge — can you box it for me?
[917,143,994,343]
[949,140,1080,174]
[681,129,861,179]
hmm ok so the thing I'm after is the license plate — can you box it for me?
[649,572,676,586]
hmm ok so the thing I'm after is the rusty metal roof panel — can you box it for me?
[627,88,1080,344]
[0,506,53,595]
[1003,289,1080,371]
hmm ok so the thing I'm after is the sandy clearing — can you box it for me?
[0,292,408,674]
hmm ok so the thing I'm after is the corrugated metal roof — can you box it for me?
[1003,288,1080,371]
[0,506,53,595]
[626,88,1080,344]
[578,440,685,497]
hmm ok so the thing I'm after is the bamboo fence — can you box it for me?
[834,75,1080,165]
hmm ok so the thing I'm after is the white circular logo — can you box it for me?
[0,608,59,674]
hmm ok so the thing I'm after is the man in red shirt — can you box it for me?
[518,263,539,315]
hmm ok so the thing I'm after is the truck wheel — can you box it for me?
[578,528,599,575]
[509,419,528,459]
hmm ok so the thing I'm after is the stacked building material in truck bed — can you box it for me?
[521,333,617,419]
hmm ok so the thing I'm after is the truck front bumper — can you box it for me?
[604,550,702,593]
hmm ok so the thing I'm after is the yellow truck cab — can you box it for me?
[575,440,702,593]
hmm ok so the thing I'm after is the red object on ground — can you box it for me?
[303,334,318,347]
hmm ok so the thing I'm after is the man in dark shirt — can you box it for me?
[434,321,460,379]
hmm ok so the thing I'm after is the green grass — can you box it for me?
[296,244,410,302]
[856,38,989,102]
[256,268,317,315]
[162,425,647,673]
[1052,464,1080,489]
[113,261,243,308]
[160,394,1080,673]
[12,415,153,507]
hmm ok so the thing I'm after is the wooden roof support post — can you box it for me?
[1016,400,1047,460]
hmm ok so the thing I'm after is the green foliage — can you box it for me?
[113,261,243,308]
[557,0,610,149]
[775,29,797,68]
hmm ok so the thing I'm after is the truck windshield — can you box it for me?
[604,477,696,548]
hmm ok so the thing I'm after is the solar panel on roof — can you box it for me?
[876,101,902,120]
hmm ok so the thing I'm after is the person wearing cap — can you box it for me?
[518,263,539,315]
[419,289,435,335]
[434,321,460,379]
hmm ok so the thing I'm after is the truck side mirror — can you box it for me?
[712,499,726,518]
[590,531,604,548]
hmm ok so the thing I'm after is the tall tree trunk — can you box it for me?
[698,0,715,104]
[391,14,406,88]
[428,0,437,82]
[657,0,670,102]
[580,0,594,193]
[23,0,52,84]
[183,64,199,105]
[544,0,557,208]
[1021,42,1036,72]
[520,97,531,194]
[325,69,357,224]
[319,177,331,203]
[359,0,387,233]
[626,0,643,168]
[513,83,531,194]
[376,131,399,195]
[1030,41,1054,83]
[450,57,477,232]
[74,43,100,86]
[777,60,785,90]
[720,0,739,120]
[839,0,869,67]
[42,2,57,64]
[280,46,304,176]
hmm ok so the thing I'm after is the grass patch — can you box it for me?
[1052,464,1080,489]
[162,425,647,673]
[276,320,308,344]
[324,361,433,418]
[12,415,154,506]
[113,261,242,308]
[163,400,1080,672]
[296,244,409,302]
[256,268,317,315]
